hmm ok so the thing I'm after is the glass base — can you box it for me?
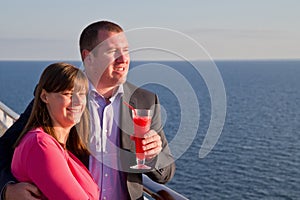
[130,164,151,170]
[130,158,151,170]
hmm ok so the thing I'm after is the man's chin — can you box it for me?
[116,77,127,85]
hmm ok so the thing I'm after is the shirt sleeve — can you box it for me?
[25,136,90,200]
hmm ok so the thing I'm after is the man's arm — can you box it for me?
[0,100,34,198]
[4,182,42,200]
[144,95,176,184]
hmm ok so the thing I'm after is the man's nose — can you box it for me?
[116,50,129,63]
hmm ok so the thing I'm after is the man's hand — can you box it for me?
[142,130,162,160]
[5,182,43,200]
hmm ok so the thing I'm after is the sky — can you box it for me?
[0,0,299,61]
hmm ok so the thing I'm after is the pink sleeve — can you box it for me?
[25,137,90,200]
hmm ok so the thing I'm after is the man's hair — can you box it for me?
[79,20,123,60]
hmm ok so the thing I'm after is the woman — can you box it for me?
[11,63,99,200]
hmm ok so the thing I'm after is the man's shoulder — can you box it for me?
[123,82,155,96]
[123,82,157,108]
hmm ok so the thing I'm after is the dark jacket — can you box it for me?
[0,82,175,200]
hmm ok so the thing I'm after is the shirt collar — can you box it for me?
[88,81,124,103]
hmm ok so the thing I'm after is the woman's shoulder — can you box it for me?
[20,127,61,150]
[23,127,49,142]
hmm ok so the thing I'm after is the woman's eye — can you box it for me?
[62,92,73,96]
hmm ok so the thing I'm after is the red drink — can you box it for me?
[130,109,152,169]
[133,116,151,160]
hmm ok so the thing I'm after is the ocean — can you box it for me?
[1,60,300,199]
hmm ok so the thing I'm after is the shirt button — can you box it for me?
[103,197,106,200]
[105,173,108,177]
[105,129,108,133]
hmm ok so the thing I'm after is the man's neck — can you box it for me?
[97,86,117,99]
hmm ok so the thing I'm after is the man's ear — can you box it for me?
[82,49,92,64]
[40,89,48,103]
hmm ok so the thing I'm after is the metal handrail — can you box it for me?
[143,175,188,200]
[0,101,187,199]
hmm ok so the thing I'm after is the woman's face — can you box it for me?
[41,88,87,129]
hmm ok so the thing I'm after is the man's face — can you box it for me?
[84,30,130,92]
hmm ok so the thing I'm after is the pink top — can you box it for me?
[11,128,100,200]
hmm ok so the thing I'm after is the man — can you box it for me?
[0,21,175,199]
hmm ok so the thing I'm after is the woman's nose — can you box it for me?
[72,94,83,105]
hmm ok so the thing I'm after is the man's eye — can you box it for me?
[106,49,117,54]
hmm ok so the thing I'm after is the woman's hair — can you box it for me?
[15,62,90,156]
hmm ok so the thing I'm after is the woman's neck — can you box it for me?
[53,127,71,147]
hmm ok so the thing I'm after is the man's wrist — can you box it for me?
[1,181,15,200]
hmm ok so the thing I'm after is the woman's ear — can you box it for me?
[40,89,48,103]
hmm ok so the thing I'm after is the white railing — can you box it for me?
[0,101,19,137]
